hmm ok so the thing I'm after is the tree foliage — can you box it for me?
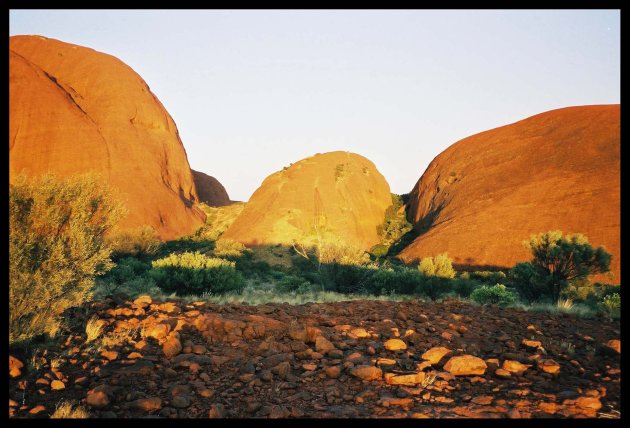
[9,173,123,344]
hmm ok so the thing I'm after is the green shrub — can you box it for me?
[416,276,452,300]
[470,270,507,284]
[470,284,517,306]
[561,278,595,302]
[451,278,480,298]
[363,267,424,295]
[599,293,620,319]
[106,225,161,259]
[418,253,456,279]
[321,263,372,293]
[156,237,213,258]
[213,238,249,258]
[9,173,122,344]
[276,275,317,294]
[508,262,550,303]
[105,257,151,285]
[150,251,244,296]
[234,250,274,279]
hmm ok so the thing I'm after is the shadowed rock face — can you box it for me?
[191,170,231,207]
[222,151,393,250]
[9,35,205,240]
[400,105,620,282]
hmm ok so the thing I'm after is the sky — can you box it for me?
[9,10,620,202]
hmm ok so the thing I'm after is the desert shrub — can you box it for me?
[321,263,373,293]
[363,267,425,295]
[9,173,122,344]
[150,251,244,296]
[522,230,611,303]
[317,241,370,266]
[104,257,151,284]
[416,276,452,300]
[470,284,517,306]
[451,277,481,298]
[213,238,249,258]
[599,293,620,319]
[316,241,374,292]
[97,277,160,299]
[370,244,390,259]
[156,237,213,258]
[376,194,413,247]
[418,253,456,279]
[416,276,451,300]
[276,275,317,294]
[470,270,507,284]
[508,262,550,303]
[234,250,274,279]
[106,225,161,259]
[561,278,599,303]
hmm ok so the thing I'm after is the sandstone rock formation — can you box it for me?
[9,35,205,239]
[400,105,620,282]
[222,151,393,250]
[191,170,231,207]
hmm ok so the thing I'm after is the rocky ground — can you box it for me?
[9,297,621,418]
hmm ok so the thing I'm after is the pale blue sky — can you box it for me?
[9,10,620,202]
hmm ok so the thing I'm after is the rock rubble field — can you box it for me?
[9,297,620,418]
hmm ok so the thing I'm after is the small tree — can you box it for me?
[521,230,611,303]
[9,173,123,344]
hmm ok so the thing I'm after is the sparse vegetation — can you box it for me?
[9,173,122,344]
[334,163,347,182]
[193,202,245,241]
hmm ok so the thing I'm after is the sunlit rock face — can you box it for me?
[222,151,393,250]
[400,105,620,282]
[9,35,205,239]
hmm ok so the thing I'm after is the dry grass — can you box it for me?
[51,400,90,419]
[85,316,105,343]
[196,286,414,305]
[100,326,139,348]
[50,357,63,369]
[556,298,575,312]
[422,371,438,388]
